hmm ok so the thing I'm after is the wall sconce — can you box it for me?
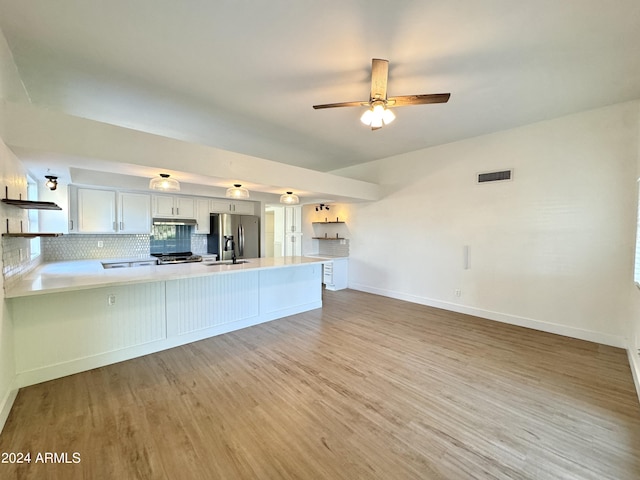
[315,204,330,211]
[45,175,58,191]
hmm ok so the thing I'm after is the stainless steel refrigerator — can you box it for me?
[207,214,260,261]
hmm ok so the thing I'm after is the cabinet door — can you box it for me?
[195,199,211,234]
[77,188,117,233]
[175,197,195,218]
[284,233,302,256]
[119,192,151,234]
[284,206,302,233]
[232,201,254,215]
[153,195,175,216]
[210,200,232,213]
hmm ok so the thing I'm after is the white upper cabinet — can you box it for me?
[195,198,211,234]
[118,192,151,234]
[152,195,196,218]
[70,187,151,234]
[77,188,117,233]
[210,199,254,215]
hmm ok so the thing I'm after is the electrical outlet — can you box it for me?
[98,241,104,248]
[455,289,461,297]
[107,294,116,306]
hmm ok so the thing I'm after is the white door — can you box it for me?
[78,188,117,233]
[119,192,151,234]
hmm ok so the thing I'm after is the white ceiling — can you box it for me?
[1,1,639,190]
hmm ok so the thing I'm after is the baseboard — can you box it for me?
[349,283,626,349]
[628,347,640,404]
[0,380,18,434]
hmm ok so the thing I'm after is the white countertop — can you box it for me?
[6,256,325,299]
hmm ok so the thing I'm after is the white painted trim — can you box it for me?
[15,301,323,389]
[628,347,640,404]
[0,380,18,434]
[349,283,626,349]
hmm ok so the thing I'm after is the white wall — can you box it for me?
[0,25,32,432]
[629,102,640,393]
[334,101,640,348]
[0,136,28,431]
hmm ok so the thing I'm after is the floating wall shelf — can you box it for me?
[313,237,346,240]
[1,199,62,210]
[2,233,64,238]
[312,221,345,224]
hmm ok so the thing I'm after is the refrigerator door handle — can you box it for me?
[238,224,244,256]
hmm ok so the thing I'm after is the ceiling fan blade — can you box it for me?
[387,93,451,107]
[370,58,389,101]
[313,101,368,109]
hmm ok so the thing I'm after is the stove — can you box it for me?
[151,252,203,265]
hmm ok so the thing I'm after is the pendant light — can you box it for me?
[149,173,180,192]
[226,184,250,199]
[279,191,299,205]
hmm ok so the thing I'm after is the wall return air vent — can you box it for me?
[477,169,513,184]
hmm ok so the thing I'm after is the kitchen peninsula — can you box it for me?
[6,256,325,388]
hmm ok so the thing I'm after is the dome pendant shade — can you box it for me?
[280,192,299,204]
[149,173,180,191]
[226,184,250,199]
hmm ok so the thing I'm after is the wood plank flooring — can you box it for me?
[1,289,639,479]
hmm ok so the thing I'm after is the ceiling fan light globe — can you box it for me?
[382,108,396,125]
[371,116,383,129]
[360,109,374,125]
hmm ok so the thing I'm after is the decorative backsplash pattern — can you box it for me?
[41,230,209,262]
[2,235,41,289]
[317,239,349,257]
[42,234,151,261]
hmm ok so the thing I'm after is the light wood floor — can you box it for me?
[1,289,639,479]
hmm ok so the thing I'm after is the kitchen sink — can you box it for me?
[205,260,250,266]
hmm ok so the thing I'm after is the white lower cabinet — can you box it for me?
[11,283,166,379]
[323,257,348,291]
[166,272,260,336]
[9,263,323,388]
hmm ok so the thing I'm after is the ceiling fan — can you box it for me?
[313,58,450,130]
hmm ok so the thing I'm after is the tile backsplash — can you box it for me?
[2,236,41,289]
[42,234,151,261]
[41,230,209,262]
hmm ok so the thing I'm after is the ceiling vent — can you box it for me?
[477,169,513,184]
